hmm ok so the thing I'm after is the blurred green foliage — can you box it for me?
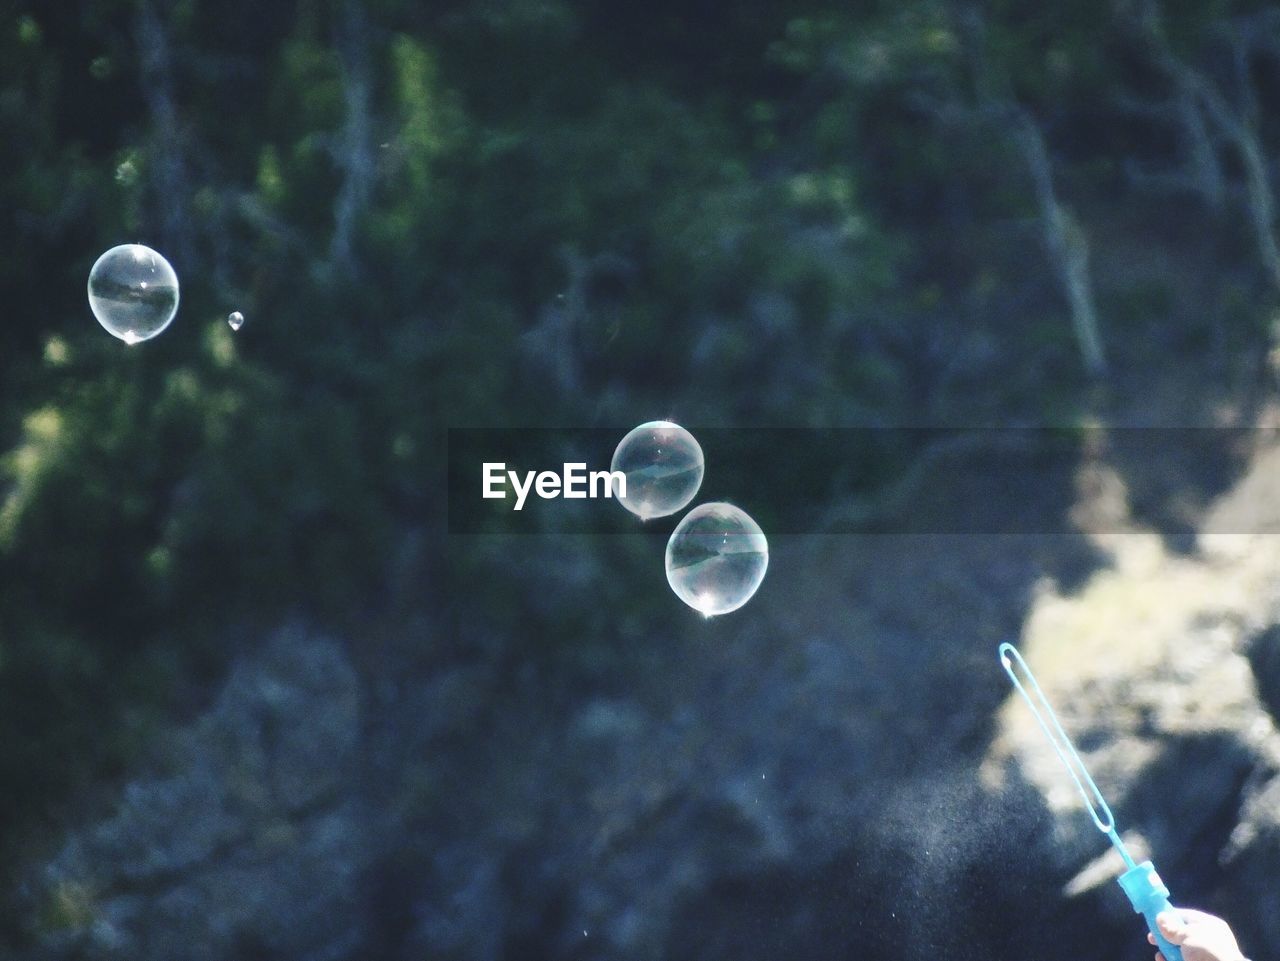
[0,0,1278,934]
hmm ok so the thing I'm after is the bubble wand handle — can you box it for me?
[1118,862,1184,961]
[998,643,1183,961]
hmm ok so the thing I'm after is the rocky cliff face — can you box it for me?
[987,447,1280,960]
[22,444,1280,961]
[29,627,373,961]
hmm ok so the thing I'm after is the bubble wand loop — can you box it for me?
[998,643,1184,961]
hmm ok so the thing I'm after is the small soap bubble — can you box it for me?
[665,502,768,616]
[611,420,704,520]
[87,244,179,344]
[228,311,245,331]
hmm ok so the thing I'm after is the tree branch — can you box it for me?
[329,0,376,271]
[1134,0,1280,291]
[1012,109,1106,376]
[947,6,1107,376]
[136,1,193,267]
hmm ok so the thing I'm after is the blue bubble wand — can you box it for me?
[999,642,1184,961]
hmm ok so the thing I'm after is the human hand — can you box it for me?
[1149,909,1247,961]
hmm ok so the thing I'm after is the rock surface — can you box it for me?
[24,445,1280,961]
[988,447,1280,961]
[30,626,370,961]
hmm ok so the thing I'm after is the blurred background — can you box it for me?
[4,0,1280,958]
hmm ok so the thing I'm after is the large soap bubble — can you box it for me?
[87,244,179,344]
[665,502,768,616]
[611,420,704,520]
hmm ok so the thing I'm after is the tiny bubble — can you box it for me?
[228,311,245,331]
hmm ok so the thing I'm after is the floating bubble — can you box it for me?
[87,244,179,344]
[611,420,704,520]
[228,311,245,331]
[665,502,768,616]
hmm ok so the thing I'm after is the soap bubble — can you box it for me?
[611,420,704,520]
[665,502,768,616]
[87,244,179,344]
[228,311,245,331]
